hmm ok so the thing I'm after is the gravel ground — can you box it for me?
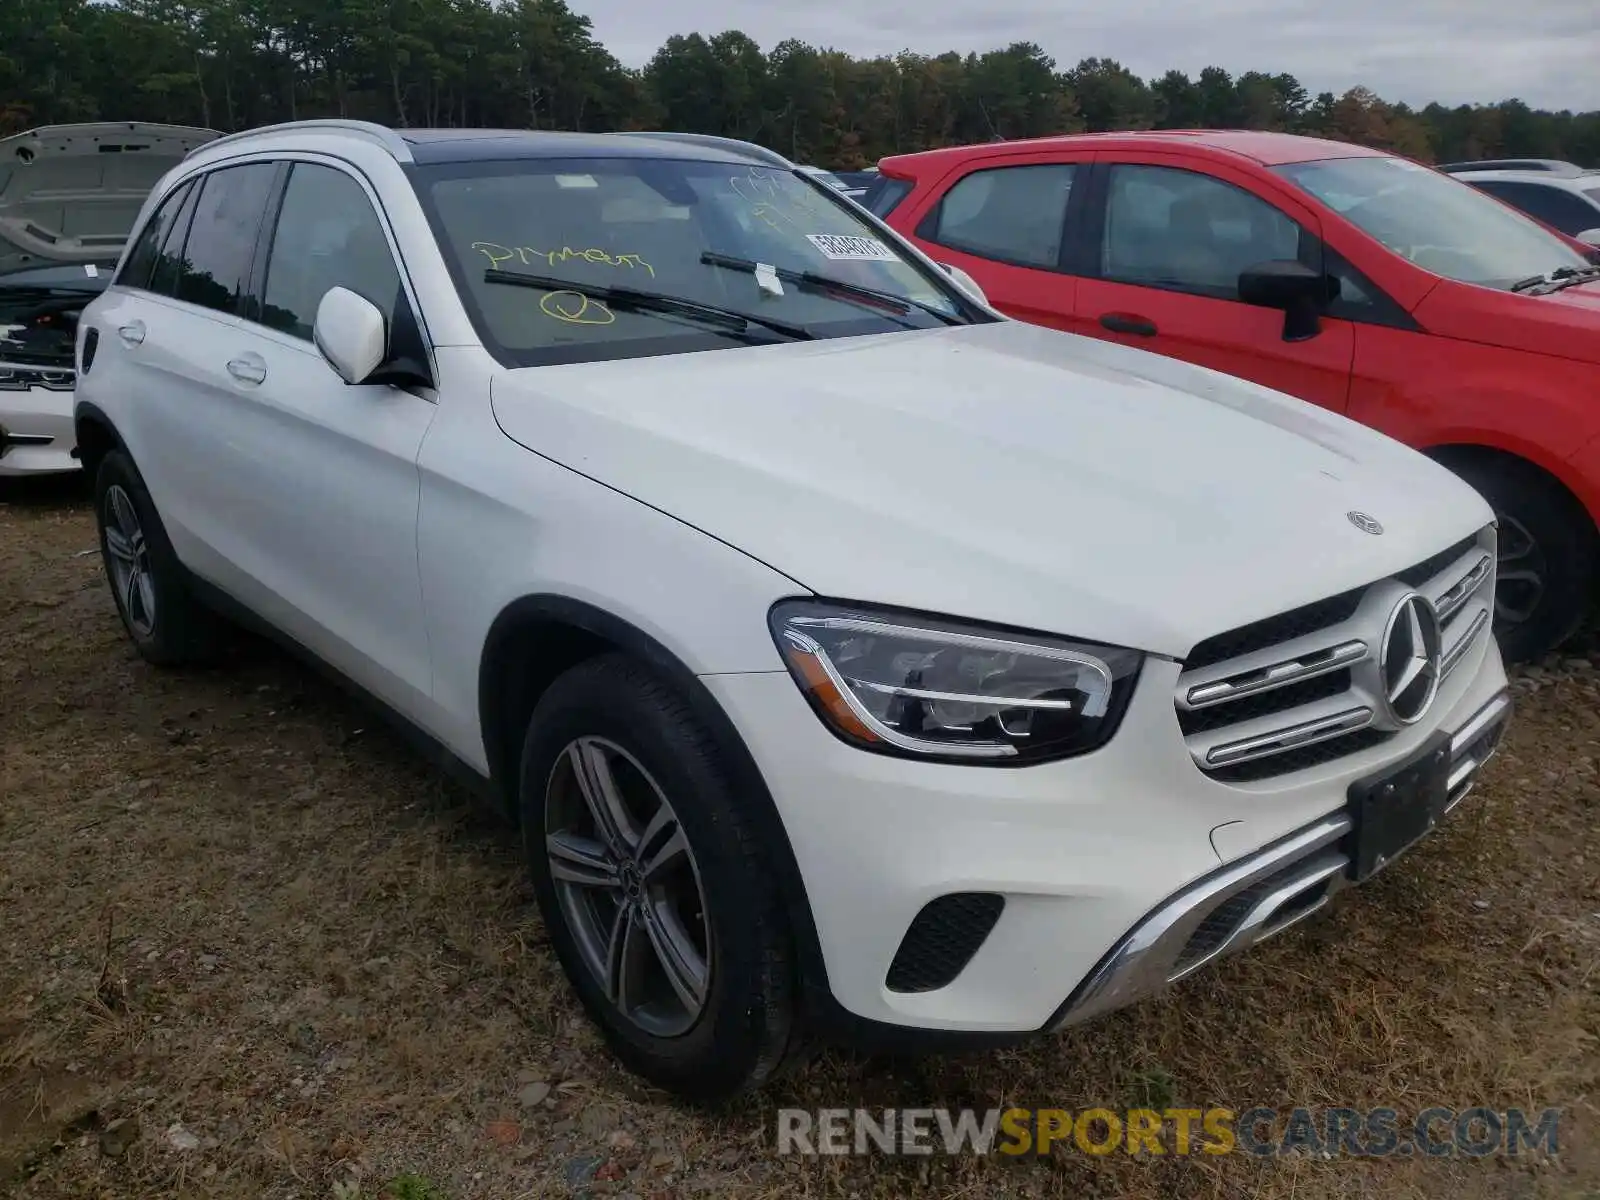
[2,472,1597,1200]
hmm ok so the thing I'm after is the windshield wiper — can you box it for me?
[1510,265,1600,294]
[483,269,814,341]
[699,252,966,326]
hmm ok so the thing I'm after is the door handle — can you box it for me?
[226,355,267,385]
[1099,313,1158,337]
[117,320,146,347]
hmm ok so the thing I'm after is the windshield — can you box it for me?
[1274,156,1591,290]
[413,155,979,366]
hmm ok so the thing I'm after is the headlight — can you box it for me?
[769,599,1143,764]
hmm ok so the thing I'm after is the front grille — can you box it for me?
[1396,534,1477,587]
[1177,526,1497,783]
[0,362,76,391]
[1184,589,1364,672]
[885,892,1005,993]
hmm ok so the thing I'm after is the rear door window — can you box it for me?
[924,165,1077,269]
[173,163,278,315]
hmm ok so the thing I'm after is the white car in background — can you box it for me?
[0,122,217,475]
[796,163,868,201]
[1441,160,1600,246]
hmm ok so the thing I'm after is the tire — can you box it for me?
[93,448,223,666]
[518,653,805,1103]
[1442,453,1597,664]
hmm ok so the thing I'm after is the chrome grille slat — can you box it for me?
[0,362,77,392]
[1183,638,1368,710]
[1441,607,1490,679]
[1178,526,1497,781]
[1431,552,1493,623]
[1204,705,1374,767]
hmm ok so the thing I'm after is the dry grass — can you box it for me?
[1,473,1596,1200]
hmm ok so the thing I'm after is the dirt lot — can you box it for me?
[1,473,1597,1200]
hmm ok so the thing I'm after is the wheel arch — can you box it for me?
[1422,440,1600,543]
[476,593,832,1004]
[72,401,124,482]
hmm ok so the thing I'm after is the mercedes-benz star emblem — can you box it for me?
[1347,511,1384,535]
[1379,593,1443,725]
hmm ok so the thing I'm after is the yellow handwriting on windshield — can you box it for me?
[539,291,615,326]
[472,241,654,277]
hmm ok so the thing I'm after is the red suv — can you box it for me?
[871,131,1600,662]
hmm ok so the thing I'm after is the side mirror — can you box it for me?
[1575,227,1600,247]
[939,262,989,306]
[313,286,387,384]
[1238,260,1339,343]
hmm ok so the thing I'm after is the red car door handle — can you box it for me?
[1099,313,1158,337]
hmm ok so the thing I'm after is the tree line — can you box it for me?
[4,0,1597,170]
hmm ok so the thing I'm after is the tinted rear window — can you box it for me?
[174,163,277,315]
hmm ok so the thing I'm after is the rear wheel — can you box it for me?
[93,449,223,666]
[518,653,806,1103]
[1440,452,1597,664]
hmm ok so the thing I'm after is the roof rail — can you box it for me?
[1438,158,1585,177]
[614,131,793,169]
[191,119,413,163]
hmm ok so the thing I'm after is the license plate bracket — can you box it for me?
[1346,732,1453,882]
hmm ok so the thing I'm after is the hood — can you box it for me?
[0,122,220,277]
[489,321,1494,658]
[1417,275,1600,366]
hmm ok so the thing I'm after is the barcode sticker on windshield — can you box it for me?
[806,234,898,262]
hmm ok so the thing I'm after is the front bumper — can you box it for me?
[0,381,79,475]
[702,626,1510,1035]
[1048,688,1511,1031]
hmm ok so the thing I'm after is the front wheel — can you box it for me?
[518,653,806,1103]
[1442,453,1597,664]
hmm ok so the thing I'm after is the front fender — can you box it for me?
[1347,328,1600,529]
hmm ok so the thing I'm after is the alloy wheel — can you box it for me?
[103,484,156,638]
[544,736,712,1038]
[1493,513,1547,630]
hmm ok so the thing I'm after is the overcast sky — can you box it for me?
[576,0,1600,112]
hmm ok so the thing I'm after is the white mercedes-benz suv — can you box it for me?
[73,120,1512,1103]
